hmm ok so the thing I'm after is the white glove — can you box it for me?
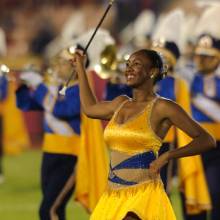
[20,71,43,88]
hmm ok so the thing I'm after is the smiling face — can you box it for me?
[125,52,153,88]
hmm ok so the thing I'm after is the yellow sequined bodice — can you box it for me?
[104,98,162,154]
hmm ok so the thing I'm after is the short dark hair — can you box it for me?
[134,49,166,84]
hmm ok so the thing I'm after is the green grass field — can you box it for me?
[0,150,89,220]
[0,150,183,220]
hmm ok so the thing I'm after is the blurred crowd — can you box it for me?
[0,0,203,57]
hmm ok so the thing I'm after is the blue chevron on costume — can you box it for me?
[108,169,137,185]
[112,151,156,170]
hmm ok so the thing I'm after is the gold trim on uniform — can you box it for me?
[43,133,80,155]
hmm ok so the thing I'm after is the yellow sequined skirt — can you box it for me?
[90,180,176,220]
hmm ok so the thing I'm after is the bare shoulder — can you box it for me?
[154,97,175,109]
[154,97,185,117]
[111,95,130,108]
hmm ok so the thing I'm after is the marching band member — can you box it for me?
[151,9,211,218]
[190,6,220,220]
[16,28,115,218]
[15,47,84,220]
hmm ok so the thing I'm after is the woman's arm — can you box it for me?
[70,52,128,120]
[149,99,216,176]
[164,99,216,159]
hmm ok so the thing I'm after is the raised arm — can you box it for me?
[70,52,128,120]
[149,99,216,176]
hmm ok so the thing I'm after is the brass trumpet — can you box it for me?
[0,64,43,91]
[0,64,51,86]
[0,64,18,82]
[94,44,129,83]
[0,54,70,86]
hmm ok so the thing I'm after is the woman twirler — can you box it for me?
[70,49,216,220]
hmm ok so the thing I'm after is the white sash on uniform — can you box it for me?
[192,94,220,122]
[43,87,74,136]
[45,112,74,136]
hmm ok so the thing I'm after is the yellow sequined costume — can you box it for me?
[91,98,176,220]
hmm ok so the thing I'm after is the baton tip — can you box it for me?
[59,86,67,96]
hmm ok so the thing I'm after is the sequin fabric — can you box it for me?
[104,98,163,189]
